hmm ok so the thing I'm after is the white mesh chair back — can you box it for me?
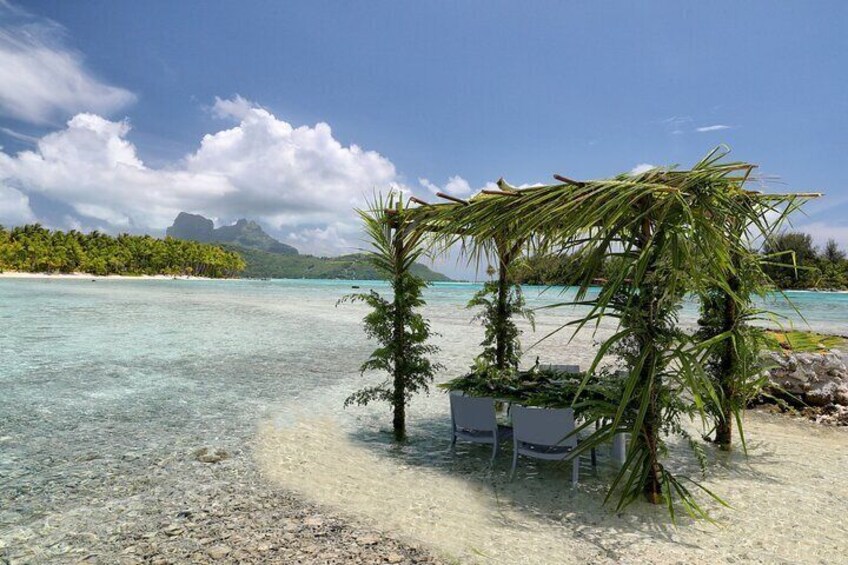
[449,392,497,433]
[511,405,577,449]
[510,405,582,484]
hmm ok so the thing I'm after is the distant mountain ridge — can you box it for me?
[165,212,451,281]
[166,212,298,255]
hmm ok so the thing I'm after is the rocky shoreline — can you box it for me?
[763,349,848,425]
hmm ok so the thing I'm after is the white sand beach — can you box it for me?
[0,271,215,280]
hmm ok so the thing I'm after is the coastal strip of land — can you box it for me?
[0,272,215,281]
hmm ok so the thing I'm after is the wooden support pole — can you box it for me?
[750,192,823,199]
[553,174,585,187]
[435,192,470,206]
[494,236,510,371]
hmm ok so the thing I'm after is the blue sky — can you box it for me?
[1,1,846,278]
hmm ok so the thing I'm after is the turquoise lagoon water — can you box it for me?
[0,278,845,428]
[1,277,845,445]
[1,278,846,562]
[1,276,844,470]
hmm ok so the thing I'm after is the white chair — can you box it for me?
[449,391,512,462]
[536,364,597,467]
[510,405,593,485]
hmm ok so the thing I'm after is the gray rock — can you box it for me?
[766,350,848,409]
[193,447,230,464]
[207,544,232,559]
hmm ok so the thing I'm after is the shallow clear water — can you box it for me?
[1,278,847,563]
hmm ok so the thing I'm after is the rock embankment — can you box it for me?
[765,350,848,425]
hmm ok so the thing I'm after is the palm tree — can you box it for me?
[342,193,442,441]
[0,224,245,278]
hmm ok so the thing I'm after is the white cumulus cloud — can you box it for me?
[0,182,34,225]
[0,97,403,254]
[630,163,656,175]
[794,221,848,249]
[418,175,479,197]
[0,12,135,124]
[210,95,257,121]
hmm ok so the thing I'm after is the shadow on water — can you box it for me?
[344,410,786,559]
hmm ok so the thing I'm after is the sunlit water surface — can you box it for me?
[1,279,847,563]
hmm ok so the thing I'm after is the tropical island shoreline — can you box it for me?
[3,270,848,293]
[0,271,218,281]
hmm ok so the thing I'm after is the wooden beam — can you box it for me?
[553,174,585,187]
[749,192,823,198]
[481,189,520,197]
[435,192,470,206]
[409,196,432,206]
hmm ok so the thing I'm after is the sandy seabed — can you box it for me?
[253,309,848,565]
[256,411,848,564]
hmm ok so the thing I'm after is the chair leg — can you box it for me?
[591,446,597,469]
[510,449,518,480]
[491,438,498,463]
[571,457,580,487]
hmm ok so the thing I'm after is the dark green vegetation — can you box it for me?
[399,147,814,518]
[763,232,848,290]
[0,224,244,278]
[441,366,624,421]
[513,253,617,286]
[166,212,450,281]
[696,251,769,451]
[226,244,450,281]
[516,231,848,290]
[466,279,534,370]
[166,212,298,255]
[340,195,442,441]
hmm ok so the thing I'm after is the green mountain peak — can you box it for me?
[166,212,298,255]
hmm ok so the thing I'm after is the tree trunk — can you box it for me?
[392,367,406,442]
[714,275,739,450]
[642,416,664,504]
[638,215,664,504]
[495,249,509,371]
[714,405,733,450]
[640,314,664,504]
[391,227,406,442]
